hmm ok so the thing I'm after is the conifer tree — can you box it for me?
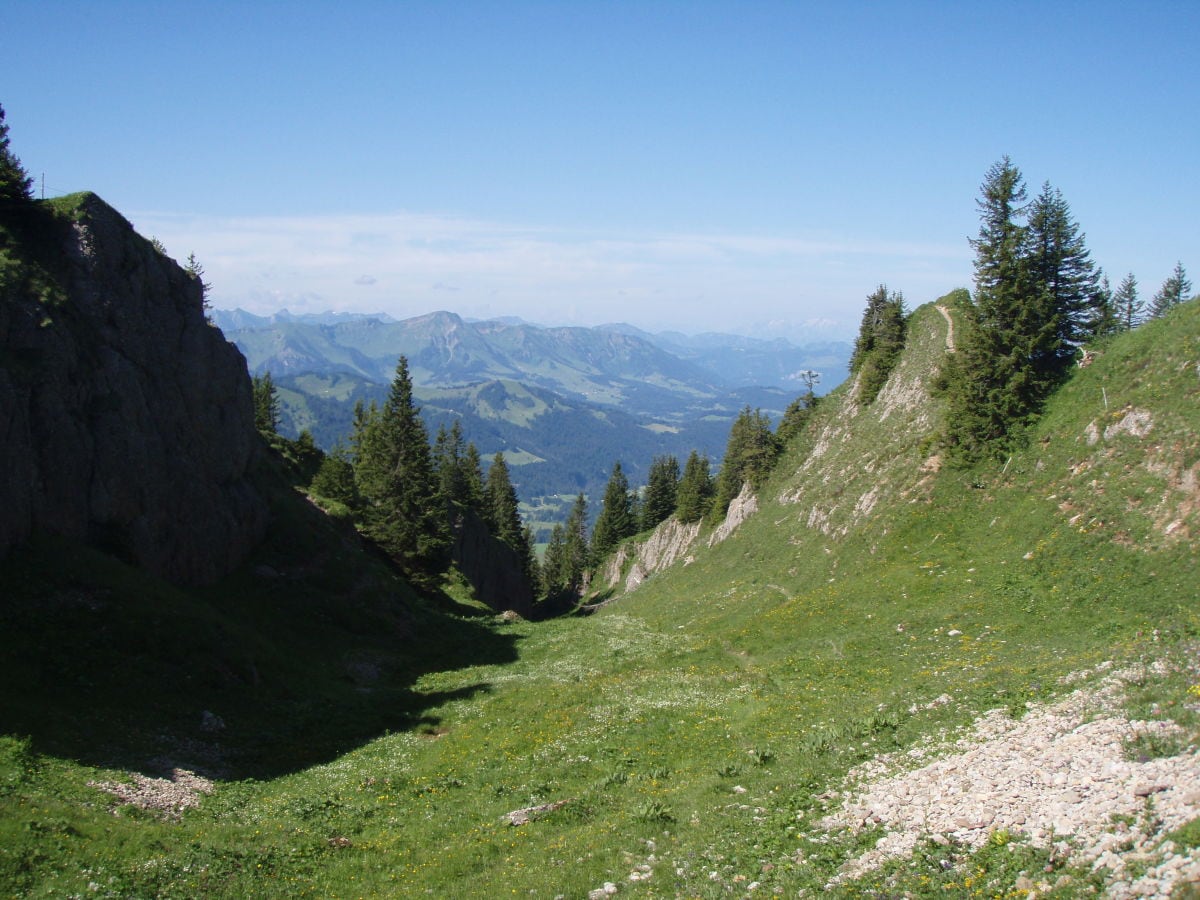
[484,452,524,549]
[591,462,636,560]
[1112,273,1143,331]
[184,252,213,319]
[542,494,589,599]
[640,454,680,531]
[1026,182,1102,360]
[675,450,713,524]
[540,523,567,597]
[520,524,540,588]
[433,421,474,519]
[848,285,906,404]
[252,372,281,434]
[461,441,486,512]
[776,394,812,447]
[945,158,1059,457]
[292,429,322,469]
[710,407,778,520]
[349,399,370,457]
[354,356,447,574]
[1087,273,1120,339]
[432,423,456,504]
[1149,262,1192,318]
[0,103,33,205]
[310,445,359,508]
[776,370,821,447]
[561,492,590,595]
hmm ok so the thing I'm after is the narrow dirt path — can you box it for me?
[936,304,956,352]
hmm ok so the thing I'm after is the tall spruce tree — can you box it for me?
[640,454,680,531]
[432,421,478,521]
[310,444,359,509]
[591,462,636,560]
[354,356,447,574]
[540,523,567,598]
[544,493,590,599]
[675,450,713,523]
[1149,262,1192,318]
[1112,273,1143,331]
[484,452,524,549]
[1026,182,1102,362]
[0,103,33,205]
[461,441,486,512]
[565,493,590,589]
[1088,273,1120,339]
[520,523,540,588]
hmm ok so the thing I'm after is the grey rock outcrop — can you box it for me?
[599,515,703,595]
[596,483,760,602]
[0,194,267,584]
[706,482,758,546]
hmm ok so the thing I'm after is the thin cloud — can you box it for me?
[135,210,971,339]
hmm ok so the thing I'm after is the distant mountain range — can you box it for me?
[213,309,849,409]
[212,309,851,531]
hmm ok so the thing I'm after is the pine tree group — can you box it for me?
[709,407,777,521]
[944,158,1109,459]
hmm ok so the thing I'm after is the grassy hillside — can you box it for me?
[2,298,1197,897]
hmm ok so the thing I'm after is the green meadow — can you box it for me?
[2,300,1198,897]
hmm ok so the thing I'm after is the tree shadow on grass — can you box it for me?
[0,531,523,782]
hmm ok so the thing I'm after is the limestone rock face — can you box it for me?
[0,194,268,584]
[599,515,703,595]
[707,482,758,547]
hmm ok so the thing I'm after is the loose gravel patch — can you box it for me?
[89,767,214,820]
[820,661,1200,897]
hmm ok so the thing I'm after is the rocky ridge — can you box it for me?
[778,302,951,538]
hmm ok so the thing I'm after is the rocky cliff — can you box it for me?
[0,193,267,584]
[451,511,534,616]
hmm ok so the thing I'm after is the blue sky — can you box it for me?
[7,1,1198,340]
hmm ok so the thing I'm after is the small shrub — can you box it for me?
[635,800,675,823]
[748,747,775,766]
[1123,727,1187,762]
